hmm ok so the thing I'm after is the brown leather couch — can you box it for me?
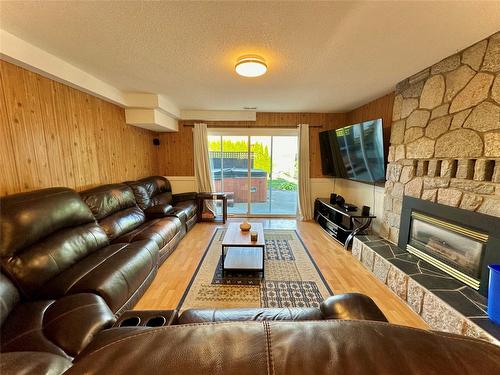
[2,183,500,374]
[79,183,184,264]
[67,319,500,374]
[126,176,198,234]
[0,187,159,315]
[2,289,500,373]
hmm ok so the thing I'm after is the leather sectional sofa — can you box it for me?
[0,176,198,367]
[1,177,500,374]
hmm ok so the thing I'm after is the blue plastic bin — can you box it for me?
[488,264,500,325]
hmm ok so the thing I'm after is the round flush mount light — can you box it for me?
[235,54,267,77]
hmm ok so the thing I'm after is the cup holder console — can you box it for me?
[113,310,178,328]
[146,316,167,327]
[120,316,141,327]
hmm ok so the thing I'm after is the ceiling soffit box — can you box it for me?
[124,93,180,119]
[125,108,178,132]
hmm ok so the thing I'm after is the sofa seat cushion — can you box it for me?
[38,241,158,313]
[144,203,174,219]
[112,217,182,251]
[173,200,197,220]
[1,293,114,358]
[178,307,323,324]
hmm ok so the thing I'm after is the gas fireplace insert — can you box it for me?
[398,196,500,296]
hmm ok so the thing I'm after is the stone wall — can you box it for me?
[382,32,500,243]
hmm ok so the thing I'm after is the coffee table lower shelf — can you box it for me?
[222,246,264,277]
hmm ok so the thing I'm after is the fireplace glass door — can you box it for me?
[407,212,487,289]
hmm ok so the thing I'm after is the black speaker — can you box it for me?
[335,195,345,206]
[329,193,337,204]
[362,205,371,216]
[153,138,160,146]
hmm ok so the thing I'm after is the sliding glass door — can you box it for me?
[208,130,298,216]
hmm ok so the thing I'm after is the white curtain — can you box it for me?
[193,123,215,213]
[298,124,313,220]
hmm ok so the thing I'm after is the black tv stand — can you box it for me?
[314,198,375,249]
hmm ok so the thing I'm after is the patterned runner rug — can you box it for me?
[177,228,333,311]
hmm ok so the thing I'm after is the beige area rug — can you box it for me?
[177,228,333,311]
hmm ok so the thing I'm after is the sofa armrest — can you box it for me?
[144,203,174,219]
[42,293,116,357]
[172,192,197,204]
[74,327,149,361]
[178,307,322,324]
[319,293,388,322]
[0,351,72,375]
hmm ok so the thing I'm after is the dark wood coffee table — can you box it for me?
[221,223,265,278]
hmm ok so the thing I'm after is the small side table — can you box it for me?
[197,192,228,224]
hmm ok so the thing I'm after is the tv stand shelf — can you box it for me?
[314,198,375,249]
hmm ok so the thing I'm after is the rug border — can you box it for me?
[176,227,333,310]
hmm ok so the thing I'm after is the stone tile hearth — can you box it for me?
[352,235,500,345]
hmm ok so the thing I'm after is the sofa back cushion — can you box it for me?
[0,188,108,298]
[127,176,172,211]
[80,184,145,240]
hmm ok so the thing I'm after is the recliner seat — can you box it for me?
[0,272,114,372]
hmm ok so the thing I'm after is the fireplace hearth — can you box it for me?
[399,197,500,297]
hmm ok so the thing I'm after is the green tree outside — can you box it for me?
[208,139,271,174]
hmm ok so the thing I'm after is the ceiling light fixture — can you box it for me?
[235,55,267,77]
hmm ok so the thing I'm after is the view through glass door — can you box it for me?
[208,131,298,216]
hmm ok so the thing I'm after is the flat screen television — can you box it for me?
[319,118,385,184]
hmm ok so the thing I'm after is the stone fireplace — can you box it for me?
[352,31,500,344]
[381,31,500,244]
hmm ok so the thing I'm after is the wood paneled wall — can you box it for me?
[158,112,347,178]
[0,61,159,196]
[346,92,395,160]
[157,95,395,179]
[1,59,395,195]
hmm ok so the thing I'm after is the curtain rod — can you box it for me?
[182,124,324,128]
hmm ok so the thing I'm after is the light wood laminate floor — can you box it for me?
[135,218,428,330]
